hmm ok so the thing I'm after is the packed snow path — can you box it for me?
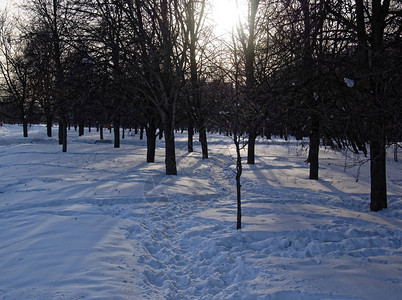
[0,125,401,299]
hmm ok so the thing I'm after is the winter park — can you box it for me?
[1,0,402,299]
[0,124,401,299]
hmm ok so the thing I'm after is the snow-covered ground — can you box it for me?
[0,124,401,300]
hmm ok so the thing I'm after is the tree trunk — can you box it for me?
[234,134,242,230]
[199,125,208,159]
[58,123,63,145]
[146,117,157,163]
[188,121,194,153]
[140,125,144,140]
[243,0,259,165]
[369,123,387,211]
[114,118,120,148]
[79,123,84,136]
[146,124,157,163]
[309,114,320,180]
[23,120,28,138]
[247,129,257,164]
[46,116,52,137]
[100,125,104,140]
[354,0,390,211]
[164,126,177,175]
[62,120,67,152]
[163,114,177,175]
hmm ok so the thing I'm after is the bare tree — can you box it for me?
[89,0,130,149]
[0,10,35,137]
[353,0,401,211]
[126,0,188,175]
[236,0,261,165]
[185,0,211,159]
[22,0,77,152]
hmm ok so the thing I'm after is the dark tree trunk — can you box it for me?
[62,120,67,152]
[369,123,387,211]
[79,123,84,136]
[114,118,120,148]
[100,125,104,140]
[146,122,157,163]
[247,129,257,164]
[355,0,390,211]
[46,116,52,137]
[58,123,63,145]
[243,0,259,165]
[188,121,194,153]
[199,125,208,159]
[23,120,28,137]
[163,118,177,175]
[147,134,156,163]
[234,134,242,230]
[309,114,320,180]
[140,125,144,140]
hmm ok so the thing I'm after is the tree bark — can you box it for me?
[199,125,208,159]
[188,0,208,159]
[369,121,387,211]
[164,118,177,175]
[46,116,52,137]
[23,120,28,138]
[100,125,104,140]
[355,0,390,210]
[243,0,259,164]
[146,129,156,163]
[247,129,257,164]
[79,123,84,136]
[62,120,67,152]
[58,123,63,145]
[146,118,157,163]
[114,118,120,148]
[188,120,194,153]
[309,114,319,180]
[234,134,242,230]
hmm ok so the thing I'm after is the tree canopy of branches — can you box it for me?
[1,0,401,212]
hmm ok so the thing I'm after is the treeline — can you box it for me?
[0,0,401,211]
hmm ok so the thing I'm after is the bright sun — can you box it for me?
[211,0,247,36]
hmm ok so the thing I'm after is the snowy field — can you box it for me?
[0,124,401,300]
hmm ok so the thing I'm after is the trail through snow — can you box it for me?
[0,125,401,299]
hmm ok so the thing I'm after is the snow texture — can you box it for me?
[0,124,401,299]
